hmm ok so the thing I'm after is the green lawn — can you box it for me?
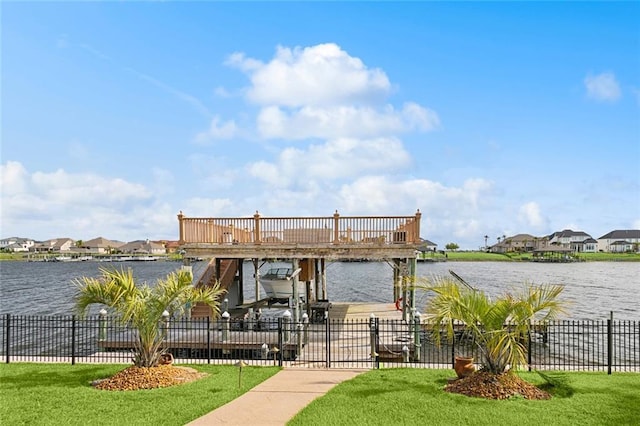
[425,251,640,262]
[290,369,640,426]
[4,364,636,426]
[0,363,280,425]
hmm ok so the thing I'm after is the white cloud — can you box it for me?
[228,43,391,107]
[518,201,547,228]
[151,168,175,197]
[0,161,28,195]
[194,116,239,143]
[219,43,439,148]
[0,161,172,240]
[338,176,493,216]
[584,72,621,102]
[247,137,411,188]
[257,103,439,140]
[183,197,234,217]
[29,168,150,206]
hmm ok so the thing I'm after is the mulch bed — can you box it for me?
[445,371,551,400]
[92,365,208,391]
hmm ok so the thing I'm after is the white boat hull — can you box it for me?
[260,278,305,300]
[260,267,308,300]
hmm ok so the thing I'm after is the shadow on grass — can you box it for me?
[535,371,575,398]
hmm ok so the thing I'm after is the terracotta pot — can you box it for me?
[159,353,174,365]
[454,356,476,378]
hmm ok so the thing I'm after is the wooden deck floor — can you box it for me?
[328,302,403,320]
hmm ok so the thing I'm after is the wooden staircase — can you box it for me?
[190,258,238,319]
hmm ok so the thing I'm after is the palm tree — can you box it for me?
[418,276,566,374]
[75,267,225,367]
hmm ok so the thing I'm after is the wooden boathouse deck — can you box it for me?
[177,210,422,260]
[173,211,424,359]
[178,210,424,319]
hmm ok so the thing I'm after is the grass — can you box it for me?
[579,252,640,262]
[2,364,638,425]
[422,251,640,262]
[289,369,640,426]
[0,363,280,425]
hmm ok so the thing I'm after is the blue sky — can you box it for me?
[2,2,639,249]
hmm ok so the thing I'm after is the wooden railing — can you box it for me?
[178,211,421,246]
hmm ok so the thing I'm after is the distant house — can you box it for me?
[489,230,597,254]
[489,234,538,253]
[417,239,438,252]
[546,229,596,253]
[0,237,35,252]
[579,238,598,253]
[119,239,166,255]
[81,237,124,254]
[159,240,181,254]
[597,230,640,253]
[33,238,74,253]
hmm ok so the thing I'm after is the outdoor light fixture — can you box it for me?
[235,360,248,388]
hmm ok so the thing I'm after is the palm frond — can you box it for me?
[419,275,567,373]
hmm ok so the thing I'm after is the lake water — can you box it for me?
[0,260,638,320]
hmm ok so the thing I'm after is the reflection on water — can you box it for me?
[1,260,638,320]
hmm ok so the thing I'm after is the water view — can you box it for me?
[0,260,638,320]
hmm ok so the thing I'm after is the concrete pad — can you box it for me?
[186,369,364,426]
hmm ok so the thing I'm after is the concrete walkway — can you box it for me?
[186,368,365,426]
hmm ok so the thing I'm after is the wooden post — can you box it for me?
[321,258,327,300]
[333,210,340,244]
[177,211,185,244]
[393,259,401,302]
[254,211,261,244]
[414,209,421,243]
[314,259,321,301]
[253,258,260,303]
[409,256,417,319]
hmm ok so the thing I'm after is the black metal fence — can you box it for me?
[1,313,638,373]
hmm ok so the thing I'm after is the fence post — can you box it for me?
[296,322,303,361]
[5,313,10,364]
[528,320,532,372]
[413,311,421,361]
[451,319,456,369]
[71,315,76,365]
[326,314,331,368]
[375,317,380,369]
[277,318,283,367]
[302,313,309,345]
[607,311,613,375]
[207,316,211,364]
[369,314,377,368]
